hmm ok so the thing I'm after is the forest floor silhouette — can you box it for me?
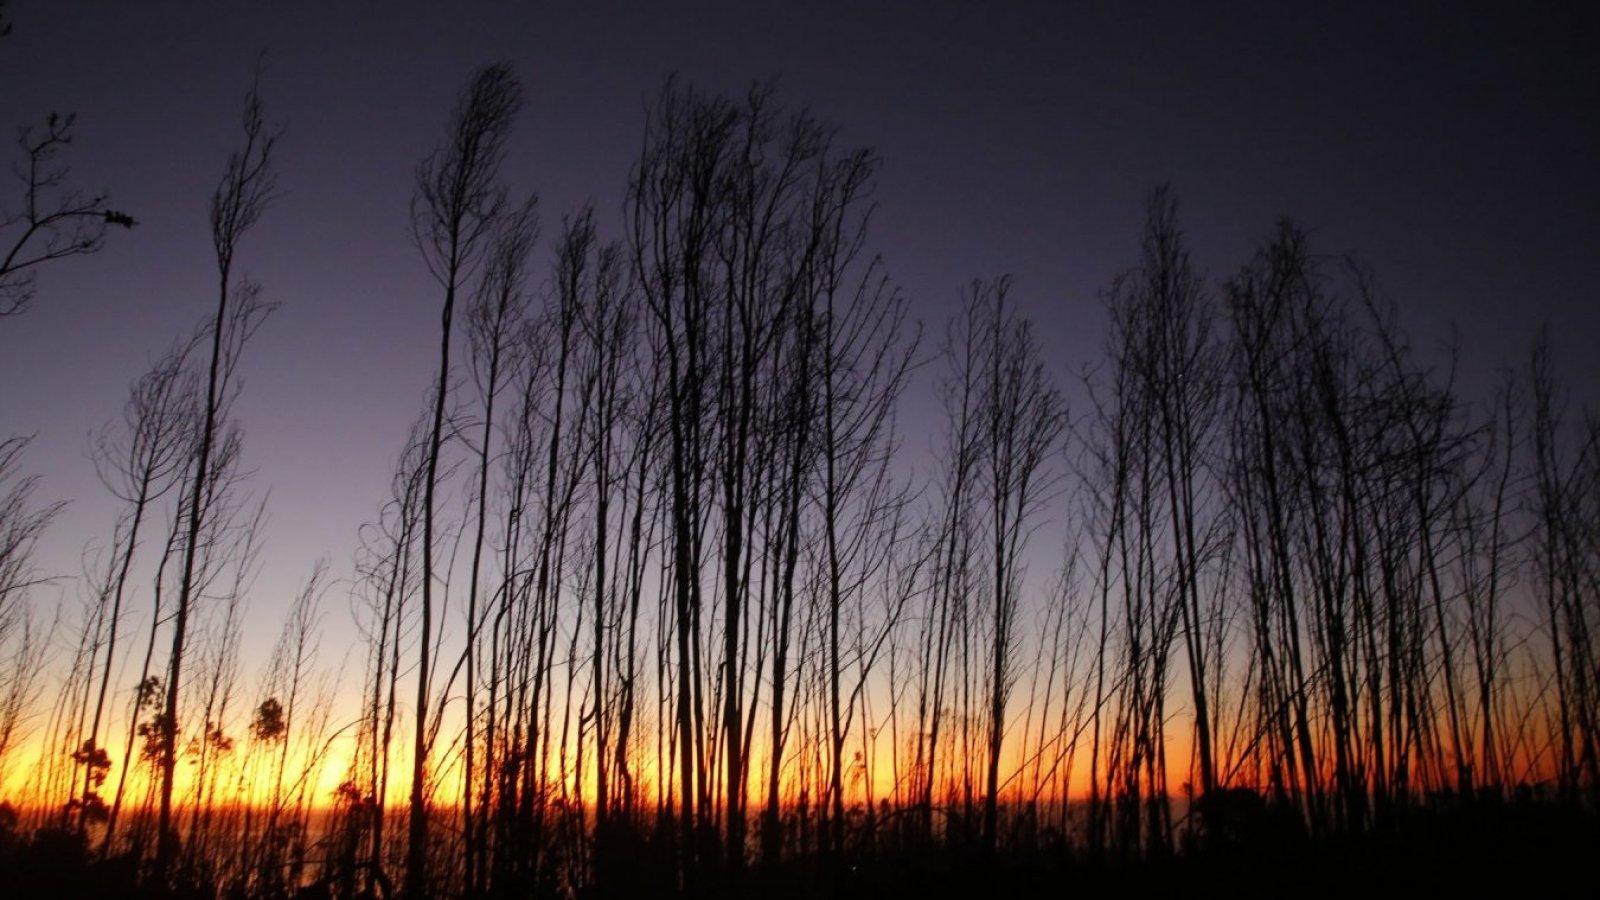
[0,793,1592,898]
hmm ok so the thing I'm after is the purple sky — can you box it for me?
[2,1,1596,660]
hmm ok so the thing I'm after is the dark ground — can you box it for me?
[1,798,1593,898]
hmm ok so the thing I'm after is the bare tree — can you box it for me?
[628,81,732,885]
[154,82,279,884]
[350,415,432,892]
[808,154,916,865]
[406,62,522,898]
[1,112,134,318]
[625,80,915,884]
[1530,339,1600,807]
[66,335,200,832]
[971,279,1063,853]
[0,436,62,779]
[460,192,537,892]
[555,204,640,885]
[0,437,60,657]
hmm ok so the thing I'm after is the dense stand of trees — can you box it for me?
[0,67,1596,897]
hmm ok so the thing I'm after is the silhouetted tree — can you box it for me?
[0,437,60,783]
[405,63,522,898]
[351,416,431,894]
[154,82,278,885]
[66,336,200,835]
[972,279,1063,853]
[1530,339,1600,808]
[1,112,134,319]
[460,188,537,895]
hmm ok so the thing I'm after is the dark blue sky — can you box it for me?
[2,1,1596,642]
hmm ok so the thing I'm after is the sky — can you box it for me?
[1,0,1597,679]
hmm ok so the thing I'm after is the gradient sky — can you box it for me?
[1,0,1596,674]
